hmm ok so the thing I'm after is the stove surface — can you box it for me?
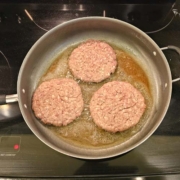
[0,0,180,178]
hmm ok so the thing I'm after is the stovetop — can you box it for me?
[0,0,180,178]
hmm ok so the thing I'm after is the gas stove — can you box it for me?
[0,0,180,179]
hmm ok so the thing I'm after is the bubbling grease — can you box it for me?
[39,42,153,148]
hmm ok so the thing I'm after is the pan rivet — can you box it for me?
[165,83,167,88]
[22,89,25,93]
[24,104,27,108]
[153,51,156,56]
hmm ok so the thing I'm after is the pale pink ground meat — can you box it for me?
[68,40,117,82]
[32,78,84,126]
[90,81,146,133]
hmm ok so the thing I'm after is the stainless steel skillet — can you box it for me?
[0,17,180,159]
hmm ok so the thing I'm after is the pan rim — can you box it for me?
[17,16,172,159]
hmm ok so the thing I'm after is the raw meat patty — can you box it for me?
[68,40,117,82]
[32,78,84,126]
[90,81,146,133]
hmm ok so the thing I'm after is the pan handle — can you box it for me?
[161,45,180,83]
[0,94,18,105]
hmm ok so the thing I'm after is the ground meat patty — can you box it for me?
[32,78,84,126]
[68,40,117,82]
[90,81,146,133]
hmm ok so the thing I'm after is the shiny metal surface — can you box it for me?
[161,46,180,82]
[5,94,18,104]
[17,17,171,159]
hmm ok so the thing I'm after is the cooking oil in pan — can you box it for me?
[39,42,153,148]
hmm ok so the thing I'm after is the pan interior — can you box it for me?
[17,17,172,159]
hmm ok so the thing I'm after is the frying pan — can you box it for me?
[0,17,180,159]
